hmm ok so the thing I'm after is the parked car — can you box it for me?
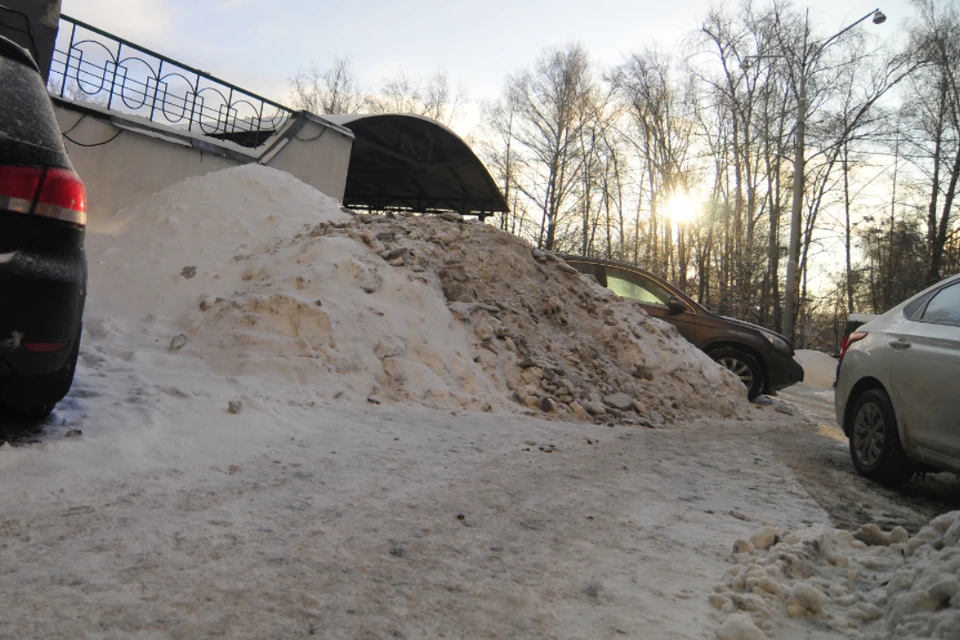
[560,256,803,400]
[835,272,960,486]
[833,313,878,387]
[0,33,87,420]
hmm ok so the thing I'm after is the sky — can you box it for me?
[62,0,918,120]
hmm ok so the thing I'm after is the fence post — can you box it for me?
[59,21,76,98]
[149,59,163,122]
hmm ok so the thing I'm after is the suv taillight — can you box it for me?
[839,331,868,360]
[0,165,86,226]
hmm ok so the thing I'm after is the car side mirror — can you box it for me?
[667,297,686,315]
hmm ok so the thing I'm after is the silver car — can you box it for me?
[835,272,960,486]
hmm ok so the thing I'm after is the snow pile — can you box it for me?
[85,164,748,424]
[711,511,960,639]
[794,350,838,390]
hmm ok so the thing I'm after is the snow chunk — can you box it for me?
[603,392,635,411]
[715,511,960,639]
[786,582,824,617]
[717,613,768,640]
[854,523,909,546]
[749,526,781,551]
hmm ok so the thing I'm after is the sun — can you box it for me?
[665,191,700,224]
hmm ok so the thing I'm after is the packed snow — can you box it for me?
[85,164,747,424]
[1,165,956,639]
[713,513,960,639]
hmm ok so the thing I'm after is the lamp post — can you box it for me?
[741,8,886,344]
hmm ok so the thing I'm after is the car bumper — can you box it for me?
[0,248,86,379]
[766,352,805,392]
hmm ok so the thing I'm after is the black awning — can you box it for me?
[324,114,508,218]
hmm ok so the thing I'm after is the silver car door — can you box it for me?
[887,282,960,456]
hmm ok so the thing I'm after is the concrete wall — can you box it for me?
[55,105,240,223]
[54,101,354,223]
[267,115,354,203]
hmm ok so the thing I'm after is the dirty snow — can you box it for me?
[713,513,960,639]
[85,163,747,424]
[1,165,955,639]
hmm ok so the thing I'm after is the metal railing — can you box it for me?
[48,15,293,147]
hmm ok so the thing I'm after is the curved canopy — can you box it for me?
[323,114,508,218]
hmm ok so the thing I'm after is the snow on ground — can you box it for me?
[794,350,838,390]
[776,351,838,426]
[0,165,956,638]
[713,513,960,639]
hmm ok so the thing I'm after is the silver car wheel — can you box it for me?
[718,357,754,390]
[852,402,885,467]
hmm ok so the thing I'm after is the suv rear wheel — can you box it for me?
[709,347,763,401]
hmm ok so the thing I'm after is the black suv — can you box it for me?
[0,32,87,419]
[562,256,803,400]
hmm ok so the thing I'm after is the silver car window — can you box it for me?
[904,290,937,320]
[920,282,960,326]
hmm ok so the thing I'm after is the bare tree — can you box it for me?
[365,69,467,128]
[900,0,960,284]
[612,47,698,280]
[289,56,361,114]
[479,89,528,236]
[505,43,597,251]
[699,3,790,320]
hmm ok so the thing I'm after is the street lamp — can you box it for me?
[741,8,886,344]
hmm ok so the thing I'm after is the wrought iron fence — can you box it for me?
[48,15,293,148]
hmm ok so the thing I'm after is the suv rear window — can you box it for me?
[605,266,674,306]
[0,52,70,167]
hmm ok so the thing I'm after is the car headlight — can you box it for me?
[760,330,792,354]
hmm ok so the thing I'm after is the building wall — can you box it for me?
[54,102,354,223]
[267,118,353,202]
[0,0,60,80]
[55,106,241,223]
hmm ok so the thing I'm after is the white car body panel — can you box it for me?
[836,274,960,475]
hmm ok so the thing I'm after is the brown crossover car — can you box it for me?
[561,256,804,400]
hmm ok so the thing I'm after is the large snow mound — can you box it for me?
[85,165,748,424]
[712,511,960,639]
